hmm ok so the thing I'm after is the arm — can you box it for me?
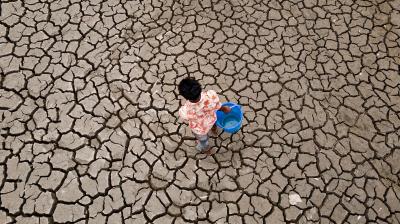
[206,90,231,113]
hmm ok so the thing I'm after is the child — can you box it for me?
[178,78,231,154]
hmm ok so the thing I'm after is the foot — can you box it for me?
[211,125,218,135]
[203,147,213,155]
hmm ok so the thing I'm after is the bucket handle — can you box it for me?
[230,104,240,111]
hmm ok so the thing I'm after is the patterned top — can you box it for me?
[179,90,221,135]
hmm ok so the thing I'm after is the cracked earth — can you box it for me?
[1,0,400,223]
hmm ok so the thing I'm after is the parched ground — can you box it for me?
[1,0,400,223]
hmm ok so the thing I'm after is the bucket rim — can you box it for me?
[216,102,243,130]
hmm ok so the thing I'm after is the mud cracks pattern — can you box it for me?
[1,0,400,223]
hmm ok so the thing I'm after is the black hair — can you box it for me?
[178,78,202,101]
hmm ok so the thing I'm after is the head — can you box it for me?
[178,78,202,102]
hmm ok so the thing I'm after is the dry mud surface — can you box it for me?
[1,0,400,223]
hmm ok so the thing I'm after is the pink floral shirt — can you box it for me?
[179,90,221,135]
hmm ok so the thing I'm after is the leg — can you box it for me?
[193,133,212,154]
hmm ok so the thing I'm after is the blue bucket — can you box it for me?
[216,102,243,133]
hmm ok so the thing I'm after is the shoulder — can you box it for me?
[206,90,218,99]
[206,90,219,102]
[179,103,187,113]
